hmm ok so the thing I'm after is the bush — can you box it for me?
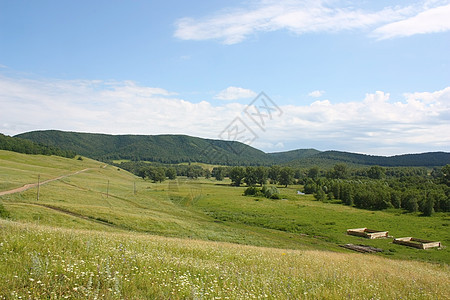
[244,186,260,196]
[263,186,280,199]
[244,186,280,199]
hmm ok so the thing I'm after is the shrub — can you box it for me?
[263,186,280,199]
[244,186,280,199]
[244,186,260,196]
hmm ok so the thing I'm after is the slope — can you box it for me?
[0,150,319,249]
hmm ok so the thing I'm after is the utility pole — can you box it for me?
[37,174,40,201]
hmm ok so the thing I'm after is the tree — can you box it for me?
[423,196,435,216]
[428,189,448,212]
[212,167,225,181]
[303,178,318,194]
[367,165,385,179]
[268,166,280,184]
[255,166,268,186]
[187,166,202,179]
[314,187,326,201]
[341,184,353,206]
[441,164,450,186]
[229,166,245,186]
[390,191,401,209]
[307,167,319,180]
[165,167,177,180]
[244,166,258,186]
[279,167,294,187]
[138,167,147,179]
[402,191,419,212]
[150,167,166,183]
[329,164,349,179]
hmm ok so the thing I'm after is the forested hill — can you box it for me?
[287,150,450,168]
[15,130,274,165]
[15,130,450,167]
[0,133,76,158]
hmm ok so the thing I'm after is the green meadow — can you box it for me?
[0,150,449,298]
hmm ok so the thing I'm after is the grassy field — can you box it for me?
[1,150,449,298]
[0,151,100,191]
[188,180,450,264]
[1,220,449,299]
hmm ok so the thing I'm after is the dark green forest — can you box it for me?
[0,133,76,158]
[16,130,272,165]
[302,164,450,216]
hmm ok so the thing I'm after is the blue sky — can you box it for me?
[1,0,449,155]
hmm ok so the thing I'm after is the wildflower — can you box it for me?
[29,278,35,282]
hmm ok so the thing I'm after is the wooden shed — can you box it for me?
[393,237,441,249]
[347,228,389,239]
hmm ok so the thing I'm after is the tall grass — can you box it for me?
[1,220,448,299]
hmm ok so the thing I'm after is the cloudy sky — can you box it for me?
[1,0,449,155]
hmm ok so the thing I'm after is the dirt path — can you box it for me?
[0,167,97,196]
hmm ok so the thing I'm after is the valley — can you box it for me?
[1,150,449,298]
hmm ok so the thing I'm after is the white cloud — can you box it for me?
[373,4,450,39]
[308,90,325,98]
[214,86,257,100]
[174,0,450,44]
[270,88,450,154]
[0,76,243,138]
[0,74,449,155]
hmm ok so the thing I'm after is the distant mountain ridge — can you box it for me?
[287,150,450,168]
[15,130,450,167]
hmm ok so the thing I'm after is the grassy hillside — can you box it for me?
[1,150,449,298]
[1,220,448,299]
[0,150,315,248]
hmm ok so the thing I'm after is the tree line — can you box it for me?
[116,160,450,216]
[303,164,450,216]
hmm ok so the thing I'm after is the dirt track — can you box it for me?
[0,168,92,196]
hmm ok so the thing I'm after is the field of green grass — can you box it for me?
[1,150,449,298]
[1,220,449,299]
